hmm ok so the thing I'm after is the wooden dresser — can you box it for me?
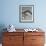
[2,29,45,46]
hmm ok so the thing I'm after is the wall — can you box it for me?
[0,0,46,29]
[0,0,46,44]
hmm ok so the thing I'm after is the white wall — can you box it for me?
[0,0,46,29]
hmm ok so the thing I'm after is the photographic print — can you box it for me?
[19,5,34,23]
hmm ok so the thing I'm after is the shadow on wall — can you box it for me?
[0,24,7,43]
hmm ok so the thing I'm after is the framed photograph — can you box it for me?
[19,5,34,23]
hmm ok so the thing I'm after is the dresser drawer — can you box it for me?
[3,32,23,36]
[3,36,23,46]
[24,36,32,46]
[24,32,44,36]
[32,36,45,44]
[3,35,23,44]
[32,44,44,46]
[3,43,23,46]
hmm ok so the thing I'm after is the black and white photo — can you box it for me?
[19,5,34,23]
